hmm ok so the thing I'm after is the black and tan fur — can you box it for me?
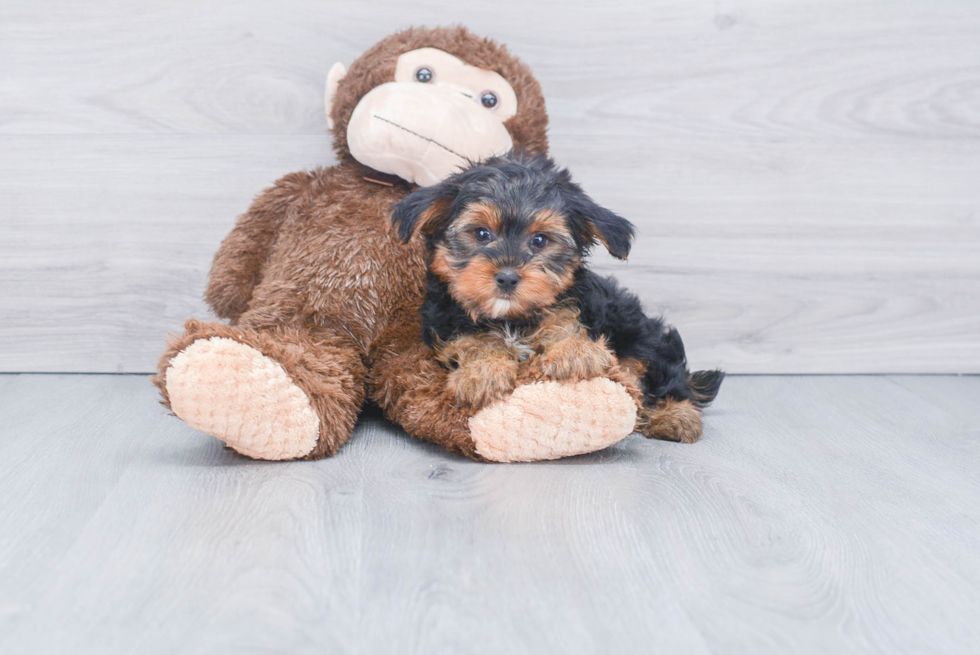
[392,153,724,443]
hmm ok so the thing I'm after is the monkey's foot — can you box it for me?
[165,337,320,460]
[468,378,637,462]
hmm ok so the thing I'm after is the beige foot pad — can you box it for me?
[468,378,637,462]
[166,337,320,460]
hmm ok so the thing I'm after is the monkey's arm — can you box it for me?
[204,171,315,321]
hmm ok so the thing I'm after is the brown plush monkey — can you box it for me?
[153,27,641,462]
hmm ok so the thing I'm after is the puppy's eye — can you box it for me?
[474,227,494,243]
[415,67,433,83]
[530,233,549,250]
[481,91,498,108]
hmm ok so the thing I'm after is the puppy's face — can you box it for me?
[392,154,635,321]
[430,200,580,320]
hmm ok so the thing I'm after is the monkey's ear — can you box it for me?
[390,181,457,243]
[561,179,635,260]
[324,62,347,130]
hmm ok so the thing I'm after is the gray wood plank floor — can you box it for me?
[1,374,977,654]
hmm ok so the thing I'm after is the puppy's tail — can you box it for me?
[689,369,724,407]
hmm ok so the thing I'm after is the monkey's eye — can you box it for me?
[415,67,433,83]
[474,227,494,243]
[481,91,498,109]
[530,233,549,250]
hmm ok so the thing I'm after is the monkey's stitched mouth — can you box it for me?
[371,114,471,163]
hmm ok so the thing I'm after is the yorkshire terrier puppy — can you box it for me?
[391,153,723,443]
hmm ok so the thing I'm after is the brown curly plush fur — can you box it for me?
[152,27,557,460]
[152,26,692,460]
[155,318,367,458]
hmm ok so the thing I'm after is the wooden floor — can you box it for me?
[0,374,977,654]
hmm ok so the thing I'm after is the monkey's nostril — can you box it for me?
[495,270,520,292]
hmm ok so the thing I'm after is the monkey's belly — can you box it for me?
[272,225,424,350]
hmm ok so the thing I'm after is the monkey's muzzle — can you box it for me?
[346,82,514,187]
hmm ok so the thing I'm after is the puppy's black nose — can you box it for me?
[495,269,520,292]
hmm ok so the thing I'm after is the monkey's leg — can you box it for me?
[368,335,479,459]
[153,319,366,460]
[369,310,639,463]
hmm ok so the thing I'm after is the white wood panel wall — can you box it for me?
[1,0,979,373]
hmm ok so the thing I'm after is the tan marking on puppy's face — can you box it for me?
[434,202,581,320]
[449,256,573,321]
[413,197,453,239]
[430,201,505,319]
[505,209,578,317]
[528,208,574,244]
[454,201,502,236]
[447,257,503,321]
[505,266,570,316]
[515,208,578,310]
[430,244,455,282]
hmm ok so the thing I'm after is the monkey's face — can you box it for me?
[330,48,519,187]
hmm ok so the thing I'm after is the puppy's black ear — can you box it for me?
[578,201,635,260]
[560,173,635,260]
[390,181,457,243]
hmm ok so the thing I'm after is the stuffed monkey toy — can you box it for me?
[153,26,644,462]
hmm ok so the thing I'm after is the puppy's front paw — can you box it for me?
[447,355,518,409]
[529,334,616,382]
[637,398,703,444]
